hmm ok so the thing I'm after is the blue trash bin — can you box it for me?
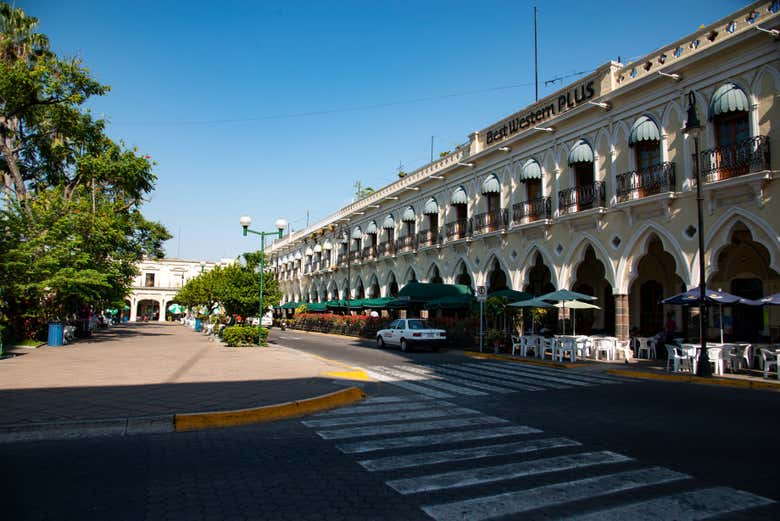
[194,318,202,332]
[48,323,64,346]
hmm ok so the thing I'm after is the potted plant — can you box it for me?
[487,329,506,354]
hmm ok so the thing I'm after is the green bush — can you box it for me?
[222,325,269,347]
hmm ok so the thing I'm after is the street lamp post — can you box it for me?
[240,215,287,345]
[340,224,351,303]
[200,260,206,273]
[683,90,712,377]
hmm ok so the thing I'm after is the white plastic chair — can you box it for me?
[666,345,691,373]
[575,336,591,359]
[511,335,521,356]
[541,338,556,360]
[637,337,656,359]
[594,337,615,361]
[760,348,778,379]
[707,347,725,376]
[556,337,576,363]
[520,335,538,357]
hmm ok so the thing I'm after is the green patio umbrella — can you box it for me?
[538,289,597,335]
[168,303,185,314]
[508,297,554,334]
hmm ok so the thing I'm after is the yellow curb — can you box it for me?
[174,386,366,432]
[607,369,780,391]
[464,351,572,369]
[322,370,373,381]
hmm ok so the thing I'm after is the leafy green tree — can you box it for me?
[0,4,170,339]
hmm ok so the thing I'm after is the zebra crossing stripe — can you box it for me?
[358,436,581,472]
[315,415,509,440]
[422,466,690,521]
[386,450,632,494]
[302,406,481,428]
[464,362,593,387]
[361,396,421,405]
[394,365,524,393]
[364,370,453,398]
[336,425,543,454]
[480,360,624,385]
[556,486,775,521]
[311,399,454,418]
[373,366,487,396]
[430,364,565,390]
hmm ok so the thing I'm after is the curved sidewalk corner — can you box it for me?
[0,323,368,443]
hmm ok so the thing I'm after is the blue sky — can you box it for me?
[21,0,744,261]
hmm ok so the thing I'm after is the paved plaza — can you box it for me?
[0,323,351,426]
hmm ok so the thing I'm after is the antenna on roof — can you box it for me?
[534,6,539,102]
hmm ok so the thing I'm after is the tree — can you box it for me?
[353,180,374,200]
[0,4,170,340]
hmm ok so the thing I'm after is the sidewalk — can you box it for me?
[0,323,355,428]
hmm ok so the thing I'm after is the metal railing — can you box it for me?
[472,209,508,234]
[350,249,362,262]
[699,135,770,183]
[361,245,377,260]
[395,235,416,253]
[378,240,395,257]
[616,162,676,202]
[336,253,347,266]
[558,181,606,214]
[512,196,552,223]
[417,229,441,248]
[445,219,470,240]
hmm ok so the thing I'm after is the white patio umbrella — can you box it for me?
[554,301,601,336]
[538,289,598,335]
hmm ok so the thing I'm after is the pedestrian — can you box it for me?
[665,312,677,343]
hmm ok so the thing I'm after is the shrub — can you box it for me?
[222,325,269,347]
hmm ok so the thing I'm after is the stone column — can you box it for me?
[159,297,167,322]
[129,297,138,322]
[614,294,629,341]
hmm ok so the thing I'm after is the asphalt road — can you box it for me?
[4,330,779,520]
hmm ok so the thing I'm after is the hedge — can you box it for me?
[222,325,269,347]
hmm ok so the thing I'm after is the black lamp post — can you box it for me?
[340,223,351,303]
[683,90,711,377]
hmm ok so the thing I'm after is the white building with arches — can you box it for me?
[268,1,780,343]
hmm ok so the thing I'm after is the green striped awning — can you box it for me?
[382,214,395,229]
[423,198,439,215]
[481,174,501,194]
[313,244,322,253]
[304,246,313,256]
[280,301,299,309]
[351,227,362,239]
[401,206,416,222]
[569,140,594,165]
[519,159,542,181]
[709,83,749,120]
[450,186,468,205]
[323,239,332,250]
[629,116,660,146]
[366,221,378,234]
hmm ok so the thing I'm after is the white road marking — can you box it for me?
[361,396,422,405]
[428,364,560,390]
[358,436,581,472]
[365,370,453,398]
[311,400,453,418]
[463,362,593,387]
[558,486,775,521]
[480,361,624,385]
[422,466,690,521]
[373,366,487,396]
[302,406,480,428]
[394,365,523,393]
[386,450,633,494]
[315,415,509,440]
[336,425,543,454]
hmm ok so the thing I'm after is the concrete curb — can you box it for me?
[463,351,572,369]
[0,415,174,444]
[607,369,780,391]
[174,386,366,432]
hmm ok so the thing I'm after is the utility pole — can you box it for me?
[534,6,539,102]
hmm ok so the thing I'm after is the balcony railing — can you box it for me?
[378,240,394,257]
[699,135,770,183]
[445,219,470,240]
[558,181,606,214]
[417,229,441,248]
[350,249,362,262]
[472,209,508,234]
[616,162,676,202]
[336,253,347,266]
[395,235,416,253]
[361,244,377,260]
[512,196,552,224]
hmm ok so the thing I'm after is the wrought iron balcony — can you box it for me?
[558,181,606,214]
[616,162,675,202]
[445,219,470,240]
[395,235,416,253]
[378,240,394,257]
[472,209,508,234]
[699,135,770,183]
[417,230,441,248]
[336,253,347,266]
[321,257,330,269]
[512,196,552,223]
[361,245,377,260]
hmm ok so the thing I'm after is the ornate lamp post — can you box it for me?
[240,215,287,345]
[683,91,711,377]
[339,223,351,303]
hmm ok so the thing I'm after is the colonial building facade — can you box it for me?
[127,258,230,321]
[268,1,780,342]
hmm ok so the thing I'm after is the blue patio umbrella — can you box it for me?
[760,293,780,306]
[662,288,761,343]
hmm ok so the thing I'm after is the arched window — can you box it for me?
[479,174,502,232]
[365,221,378,254]
[448,186,469,240]
[566,139,601,212]
[400,207,416,252]
[517,159,547,221]
[629,116,662,171]
[709,83,749,148]
[422,198,439,246]
[381,214,395,255]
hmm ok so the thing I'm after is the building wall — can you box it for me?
[269,1,780,343]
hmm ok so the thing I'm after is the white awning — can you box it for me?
[709,83,749,119]
[382,215,395,229]
[569,140,594,165]
[481,174,501,194]
[450,186,468,205]
[304,246,313,256]
[313,244,322,253]
[423,197,439,215]
[366,221,378,234]
[351,227,363,239]
[323,239,333,250]
[629,116,661,146]
[401,206,416,222]
[519,159,542,181]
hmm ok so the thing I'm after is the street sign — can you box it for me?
[476,285,487,302]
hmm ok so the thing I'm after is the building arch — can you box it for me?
[403,266,418,284]
[616,222,691,294]
[559,234,616,290]
[484,254,511,291]
[425,261,444,283]
[516,244,559,290]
